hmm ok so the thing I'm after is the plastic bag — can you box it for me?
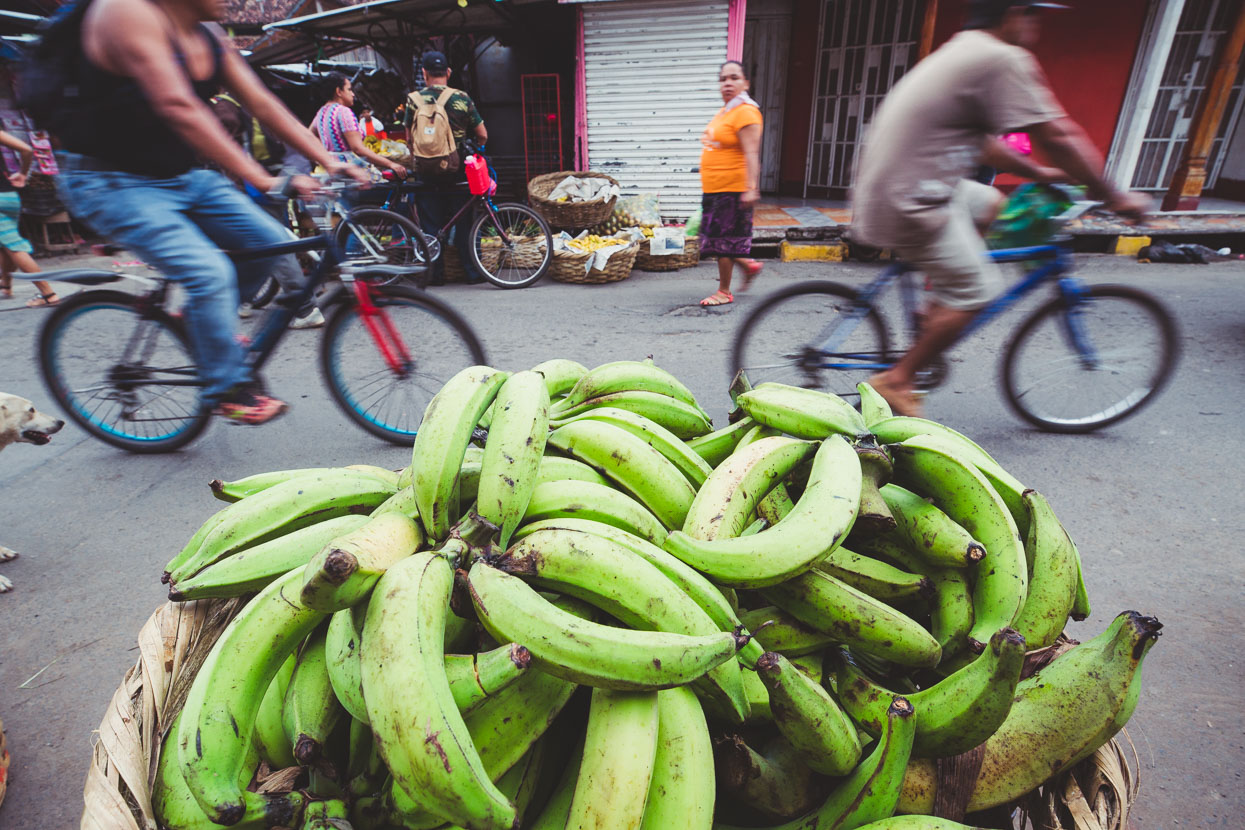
[987,184,1078,249]
[685,207,703,237]
[614,194,662,228]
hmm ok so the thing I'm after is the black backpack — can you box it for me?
[17,0,95,135]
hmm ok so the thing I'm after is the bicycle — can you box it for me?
[731,198,1179,433]
[25,182,485,453]
[372,150,553,289]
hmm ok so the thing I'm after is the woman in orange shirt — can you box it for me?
[698,60,763,306]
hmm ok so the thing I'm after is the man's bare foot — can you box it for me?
[868,373,924,418]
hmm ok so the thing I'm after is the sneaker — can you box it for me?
[238,302,255,319]
[289,307,326,329]
[212,389,289,425]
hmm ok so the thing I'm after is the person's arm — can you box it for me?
[474,122,488,147]
[980,136,1065,182]
[738,122,761,207]
[344,128,407,177]
[0,129,34,188]
[1028,118,1149,218]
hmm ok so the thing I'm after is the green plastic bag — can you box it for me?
[685,207,703,238]
[987,184,1081,249]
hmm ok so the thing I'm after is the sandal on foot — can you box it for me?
[212,390,289,425]
[867,374,924,418]
[1,274,11,298]
[26,294,59,308]
[700,289,734,307]
[739,260,764,291]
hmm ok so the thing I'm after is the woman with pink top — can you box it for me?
[311,73,406,179]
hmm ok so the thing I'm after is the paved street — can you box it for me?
[0,254,1242,829]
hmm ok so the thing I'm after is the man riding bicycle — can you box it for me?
[851,0,1149,417]
[52,0,368,425]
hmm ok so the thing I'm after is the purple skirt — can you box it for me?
[700,192,753,257]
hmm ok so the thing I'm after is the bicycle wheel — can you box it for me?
[39,291,210,452]
[1002,284,1178,433]
[246,275,280,309]
[335,208,432,283]
[320,284,486,444]
[469,202,552,289]
[732,282,891,399]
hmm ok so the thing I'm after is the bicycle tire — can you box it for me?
[320,284,486,444]
[335,208,432,284]
[39,290,211,452]
[246,275,280,309]
[731,281,891,399]
[1002,284,1178,433]
[469,202,552,289]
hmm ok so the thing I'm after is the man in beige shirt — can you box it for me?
[852,0,1149,417]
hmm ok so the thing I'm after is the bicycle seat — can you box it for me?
[14,268,127,285]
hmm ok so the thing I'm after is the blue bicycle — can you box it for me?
[731,201,1179,433]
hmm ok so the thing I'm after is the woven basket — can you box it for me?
[528,171,619,230]
[477,236,548,274]
[635,236,701,272]
[441,246,469,283]
[549,242,639,285]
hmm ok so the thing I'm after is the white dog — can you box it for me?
[0,393,65,592]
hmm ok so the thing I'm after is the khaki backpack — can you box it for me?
[408,87,460,175]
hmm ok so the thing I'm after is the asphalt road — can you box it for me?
[0,254,1242,829]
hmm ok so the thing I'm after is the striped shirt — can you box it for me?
[313,103,360,155]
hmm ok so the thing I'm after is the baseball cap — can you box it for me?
[965,0,1069,29]
[421,51,449,73]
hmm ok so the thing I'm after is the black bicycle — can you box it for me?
[26,183,485,452]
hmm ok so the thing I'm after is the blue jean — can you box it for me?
[56,155,296,403]
[416,187,477,280]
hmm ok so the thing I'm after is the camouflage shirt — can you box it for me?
[403,86,483,146]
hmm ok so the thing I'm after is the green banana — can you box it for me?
[531,357,590,398]
[891,437,1027,649]
[736,383,868,438]
[836,627,1026,758]
[856,441,898,533]
[566,405,714,487]
[155,713,306,830]
[879,484,984,568]
[740,663,772,721]
[210,467,337,502]
[177,567,326,824]
[360,552,516,830]
[521,478,667,544]
[302,798,350,829]
[755,651,861,775]
[345,464,402,487]
[681,435,817,541]
[169,470,397,583]
[640,686,715,830]
[567,688,661,830]
[478,370,550,548]
[253,653,297,769]
[1071,551,1091,621]
[714,733,822,819]
[815,547,932,602]
[299,512,423,612]
[444,642,533,714]
[739,606,836,657]
[1011,490,1079,649]
[282,625,344,765]
[534,455,611,487]
[548,419,697,530]
[468,561,741,690]
[526,737,584,830]
[853,819,988,830]
[762,568,941,668]
[898,612,1162,814]
[325,603,369,724]
[370,483,420,521]
[163,504,232,582]
[929,567,975,660]
[494,528,749,721]
[410,365,509,541]
[512,517,766,668]
[168,515,370,601]
[550,389,713,439]
[868,417,1029,537]
[687,417,756,466]
[857,381,893,427]
[720,696,917,830]
[554,359,705,414]
[464,661,577,782]
[663,435,862,588]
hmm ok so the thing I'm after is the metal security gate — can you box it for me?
[583,0,729,219]
[1131,0,1245,190]
[804,0,921,197]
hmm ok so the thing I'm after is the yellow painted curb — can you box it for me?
[780,241,846,262]
[1112,235,1151,256]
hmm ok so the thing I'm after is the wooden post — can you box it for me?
[917,0,939,61]
[1161,5,1245,211]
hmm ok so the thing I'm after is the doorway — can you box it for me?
[743,0,793,193]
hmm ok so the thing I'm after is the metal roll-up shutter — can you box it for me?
[583,0,729,221]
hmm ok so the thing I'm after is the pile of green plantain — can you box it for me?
[151,359,1161,830]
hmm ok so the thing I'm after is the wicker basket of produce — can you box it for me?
[635,236,700,272]
[549,241,638,285]
[476,235,548,277]
[442,246,469,283]
[527,171,619,230]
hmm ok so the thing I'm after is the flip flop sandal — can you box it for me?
[740,260,764,290]
[700,290,734,306]
[26,294,59,308]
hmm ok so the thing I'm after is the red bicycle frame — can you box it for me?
[351,280,412,374]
